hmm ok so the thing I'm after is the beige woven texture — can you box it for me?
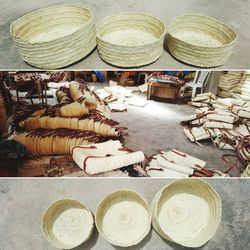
[42,199,94,249]
[95,190,152,247]
[151,179,222,248]
[10,5,96,69]
[167,15,237,67]
[96,12,166,67]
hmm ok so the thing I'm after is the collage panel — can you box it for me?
[0,178,249,249]
[0,0,249,69]
[0,70,249,178]
[0,0,250,249]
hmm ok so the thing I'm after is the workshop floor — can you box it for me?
[0,178,249,250]
[12,82,236,176]
[0,0,249,69]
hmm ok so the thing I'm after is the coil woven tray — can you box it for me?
[167,15,237,67]
[151,179,222,248]
[95,189,152,247]
[42,199,94,249]
[10,5,96,69]
[96,12,166,67]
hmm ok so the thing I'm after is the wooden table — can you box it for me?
[147,81,181,101]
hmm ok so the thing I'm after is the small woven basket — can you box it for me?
[96,12,166,67]
[167,14,237,67]
[95,189,152,247]
[10,5,96,69]
[42,199,94,249]
[151,179,222,248]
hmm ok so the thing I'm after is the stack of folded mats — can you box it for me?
[72,140,145,175]
[95,84,148,112]
[146,149,227,177]
[181,93,250,158]
[189,92,216,107]
[234,70,250,101]
[218,71,244,98]
[14,81,124,156]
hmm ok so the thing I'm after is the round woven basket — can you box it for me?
[167,14,237,67]
[42,199,94,249]
[96,12,166,67]
[151,179,221,248]
[10,5,96,69]
[95,189,152,247]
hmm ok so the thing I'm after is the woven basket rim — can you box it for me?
[10,4,94,45]
[95,189,152,247]
[169,14,237,49]
[96,12,166,48]
[41,198,93,249]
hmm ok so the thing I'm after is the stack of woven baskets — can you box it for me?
[10,5,237,69]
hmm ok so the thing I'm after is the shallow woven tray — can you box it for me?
[42,199,94,249]
[96,12,166,67]
[167,14,237,67]
[95,189,152,247]
[10,5,96,69]
[151,179,221,248]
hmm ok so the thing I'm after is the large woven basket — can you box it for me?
[167,15,237,67]
[96,12,166,67]
[151,179,221,248]
[42,199,94,249]
[95,189,152,247]
[10,5,96,69]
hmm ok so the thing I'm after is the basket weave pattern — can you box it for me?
[96,13,166,67]
[10,5,96,69]
[167,15,237,67]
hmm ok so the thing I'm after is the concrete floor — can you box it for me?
[0,178,249,250]
[109,93,235,175]
[0,0,250,69]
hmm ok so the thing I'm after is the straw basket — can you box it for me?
[42,199,94,249]
[95,189,152,247]
[241,164,250,177]
[96,12,166,67]
[151,179,221,248]
[10,5,96,69]
[167,15,237,67]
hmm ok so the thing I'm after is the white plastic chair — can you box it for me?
[186,71,211,97]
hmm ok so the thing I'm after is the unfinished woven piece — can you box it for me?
[151,179,221,248]
[95,190,151,247]
[146,149,207,177]
[72,140,144,174]
[14,129,106,156]
[167,15,237,67]
[42,199,94,249]
[20,116,120,137]
[10,5,96,69]
[96,12,166,67]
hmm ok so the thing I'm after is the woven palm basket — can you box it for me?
[10,5,96,69]
[95,189,152,247]
[96,12,166,67]
[42,199,94,249]
[151,179,221,248]
[241,164,250,177]
[167,15,237,67]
